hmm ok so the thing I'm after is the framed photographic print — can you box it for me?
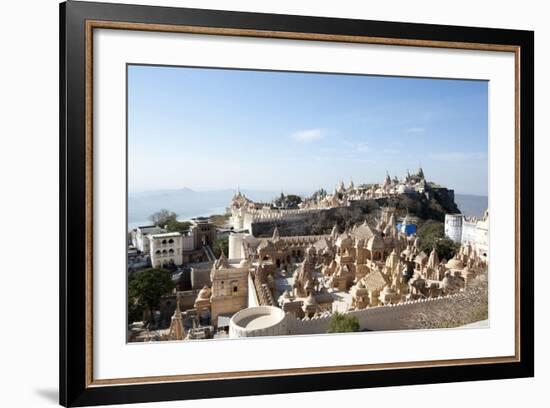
[59,1,534,406]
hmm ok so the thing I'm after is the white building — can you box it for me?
[131,225,166,253]
[130,218,218,267]
[444,210,489,261]
[149,232,184,268]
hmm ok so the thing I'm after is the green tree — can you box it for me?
[273,193,303,209]
[165,219,192,233]
[416,220,459,260]
[212,236,229,258]
[417,220,445,239]
[327,312,360,333]
[149,209,177,227]
[128,268,174,323]
[285,194,303,208]
[433,238,460,261]
[149,209,191,233]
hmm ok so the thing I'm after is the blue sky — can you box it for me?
[128,65,488,196]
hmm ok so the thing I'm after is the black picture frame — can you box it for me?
[60,1,534,406]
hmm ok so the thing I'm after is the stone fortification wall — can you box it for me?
[286,294,467,335]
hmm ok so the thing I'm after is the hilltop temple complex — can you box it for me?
[228,168,456,236]
[128,169,489,342]
[300,167,430,209]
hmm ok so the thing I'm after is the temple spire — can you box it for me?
[214,251,229,269]
[168,295,185,341]
[427,247,439,269]
[331,223,339,238]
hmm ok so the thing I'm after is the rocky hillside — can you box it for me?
[251,188,460,237]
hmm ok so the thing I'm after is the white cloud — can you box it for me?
[406,127,425,133]
[343,141,370,153]
[290,128,325,143]
[356,143,370,153]
[430,152,487,161]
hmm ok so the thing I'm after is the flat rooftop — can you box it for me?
[235,313,282,330]
[149,232,182,238]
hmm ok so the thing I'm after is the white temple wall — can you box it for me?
[243,213,254,232]
[248,274,259,308]
[230,214,241,230]
[444,214,463,243]
[475,220,489,259]
[461,221,477,244]
[228,233,245,259]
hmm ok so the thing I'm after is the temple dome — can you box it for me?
[197,285,211,300]
[445,256,465,270]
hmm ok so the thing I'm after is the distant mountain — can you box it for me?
[128,188,280,230]
[454,194,488,218]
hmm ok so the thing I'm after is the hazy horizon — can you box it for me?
[129,185,489,198]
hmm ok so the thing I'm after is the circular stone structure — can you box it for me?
[229,306,287,338]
